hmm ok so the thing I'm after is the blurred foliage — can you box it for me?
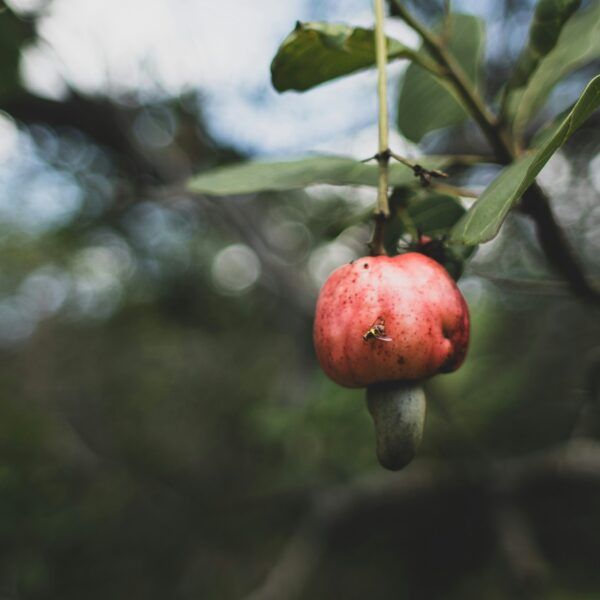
[396,13,486,142]
[451,75,600,244]
[503,0,581,91]
[187,155,452,195]
[0,1,599,599]
[502,0,600,138]
[0,4,34,97]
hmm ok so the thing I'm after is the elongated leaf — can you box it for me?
[188,155,449,196]
[271,21,415,92]
[450,75,600,245]
[504,0,581,94]
[406,193,466,236]
[396,14,485,143]
[504,0,600,136]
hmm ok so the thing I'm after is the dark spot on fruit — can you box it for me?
[397,356,406,365]
[363,263,369,269]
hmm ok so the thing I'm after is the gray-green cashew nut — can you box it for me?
[366,381,426,471]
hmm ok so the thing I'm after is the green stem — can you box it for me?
[374,0,390,218]
[368,0,391,257]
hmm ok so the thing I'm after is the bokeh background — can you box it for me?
[0,0,599,598]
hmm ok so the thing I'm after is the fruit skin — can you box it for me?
[313,253,469,388]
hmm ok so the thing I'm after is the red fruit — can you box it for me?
[313,253,469,388]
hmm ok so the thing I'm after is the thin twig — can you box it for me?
[361,153,495,167]
[388,150,449,185]
[366,150,451,187]
[429,182,479,198]
[442,154,498,166]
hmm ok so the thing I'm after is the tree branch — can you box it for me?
[246,439,600,599]
[520,184,600,304]
[244,465,438,600]
[1,91,148,168]
[492,498,549,596]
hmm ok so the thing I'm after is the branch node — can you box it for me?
[412,163,448,186]
[374,148,391,164]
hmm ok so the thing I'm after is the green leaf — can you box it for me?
[271,21,416,92]
[527,0,581,55]
[450,75,600,245]
[387,190,466,238]
[396,14,485,143]
[406,193,466,236]
[502,0,581,104]
[504,0,600,137]
[187,155,450,196]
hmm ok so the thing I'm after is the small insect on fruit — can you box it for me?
[363,317,392,342]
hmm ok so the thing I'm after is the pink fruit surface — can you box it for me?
[313,253,469,388]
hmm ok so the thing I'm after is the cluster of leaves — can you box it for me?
[189,0,600,272]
